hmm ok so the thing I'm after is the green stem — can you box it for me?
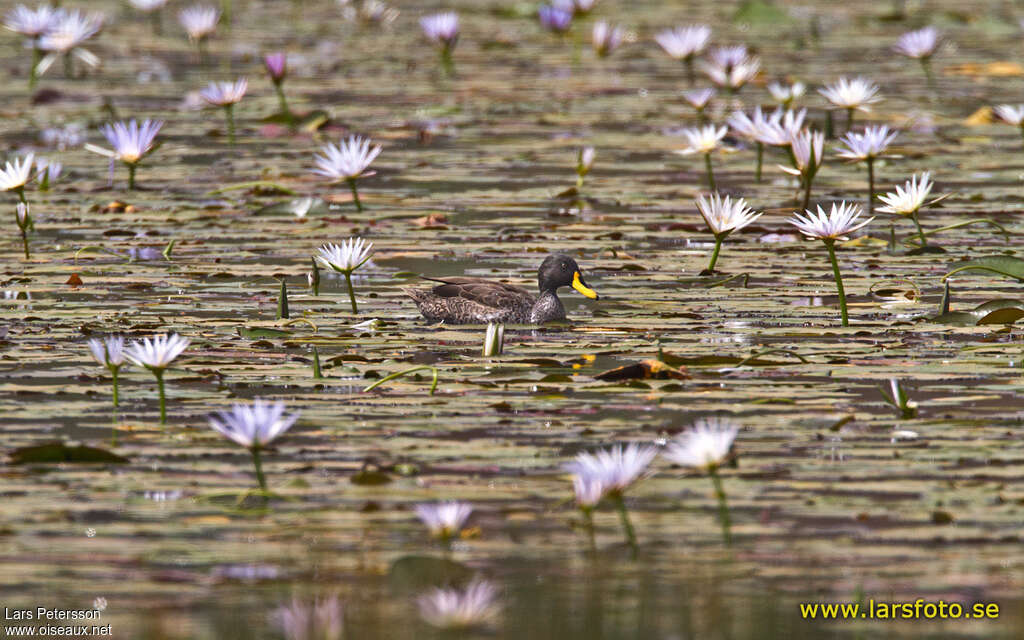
[344,271,358,314]
[846,107,854,132]
[347,177,363,212]
[274,83,293,125]
[310,257,320,296]
[225,105,236,145]
[63,52,72,78]
[576,173,584,189]
[866,157,874,215]
[755,142,763,182]
[825,240,849,327]
[150,10,162,36]
[29,43,41,91]
[20,227,29,259]
[251,447,268,494]
[911,211,927,246]
[363,366,439,395]
[154,368,167,425]
[611,493,638,554]
[801,174,813,211]
[704,153,716,191]
[110,366,120,408]
[921,59,935,93]
[706,235,723,273]
[16,188,27,206]
[582,507,597,554]
[709,467,732,546]
[127,163,137,190]
[684,57,695,85]
[440,45,455,78]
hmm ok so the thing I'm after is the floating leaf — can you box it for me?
[943,256,1024,282]
[594,359,689,381]
[238,327,292,339]
[9,442,129,465]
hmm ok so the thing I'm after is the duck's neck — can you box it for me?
[530,289,565,324]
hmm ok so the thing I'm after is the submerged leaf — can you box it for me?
[9,442,129,465]
[594,359,689,381]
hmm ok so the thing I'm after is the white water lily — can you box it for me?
[780,129,824,178]
[312,136,382,182]
[179,5,219,41]
[682,88,715,111]
[4,4,62,37]
[126,333,190,370]
[819,76,881,112]
[696,193,762,237]
[315,237,373,274]
[994,104,1024,126]
[36,10,102,75]
[768,81,805,107]
[420,11,459,46]
[654,25,710,60]
[88,336,126,367]
[0,153,35,197]
[702,53,759,91]
[663,417,739,471]
[676,125,727,155]
[591,21,623,57]
[788,201,873,242]
[894,26,939,60]
[565,443,657,496]
[199,78,247,106]
[417,579,500,630]
[836,125,898,161]
[415,501,473,540]
[208,399,300,449]
[877,172,934,217]
[85,119,163,189]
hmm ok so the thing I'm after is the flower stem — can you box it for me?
[440,46,455,78]
[344,271,358,314]
[110,365,119,408]
[150,10,162,36]
[866,157,874,215]
[801,174,813,212]
[706,235,723,273]
[28,43,41,91]
[274,82,293,125]
[127,163,137,191]
[154,368,167,425]
[824,240,849,327]
[20,227,29,259]
[63,52,73,78]
[684,57,695,85]
[250,447,268,494]
[581,507,597,554]
[911,211,928,246]
[611,493,638,555]
[225,105,236,145]
[704,152,716,191]
[846,107,854,132]
[755,142,763,182]
[346,177,363,212]
[709,467,732,546]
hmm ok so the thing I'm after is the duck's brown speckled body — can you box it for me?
[406,254,599,325]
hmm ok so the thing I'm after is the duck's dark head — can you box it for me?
[537,254,599,300]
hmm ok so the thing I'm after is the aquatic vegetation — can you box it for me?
[682,88,715,123]
[314,237,373,314]
[4,4,63,90]
[417,579,500,631]
[34,158,61,191]
[200,78,247,145]
[654,24,711,84]
[701,45,759,93]
[415,501,473,546]
[728,106,786,181]
[538,5,573,35]
[836,125,898,214]
[179,4,219,60]
[819,76,881,132]
[591,21,622,58]
[767,80,805,108]
[877,172,942,246]
[273,596,344,640]
[125,334,190,425]
[780,128,824,210]
[12,202,31,259]
[694,193,763,273]
[993,104,1024,144]
[420,11,458,76]
[36,9,102,79]
[664,417,739,544]
[788,202,874,326]
[575,146,595,188]
[87,336,126,409]
[894,27,940,86]
[264,52,293,124]
[208,399,300,494]
[675,124,727,190]
[0,153,34,205]
[85,119,163,190]
[482,322,504,356]
[880,379,918,420]
[565,443,658,551]
[311,135,382,212]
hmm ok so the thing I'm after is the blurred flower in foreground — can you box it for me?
[418,579,501,631]
[200,78,247,144]
[208,399,300,494]
[88,336,127,409]
[664,417,740,544]
[126,333,190,425]
[420,12,459,76]
[654,24,711,84]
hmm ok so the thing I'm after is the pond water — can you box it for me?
[2,0,1024,638]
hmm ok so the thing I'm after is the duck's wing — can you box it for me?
[428,277,535,310]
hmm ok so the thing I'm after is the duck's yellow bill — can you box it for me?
[572,272,599,300]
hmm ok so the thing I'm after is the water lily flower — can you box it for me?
[312,135,381,212]
[788,202,874,326]
[768,80,805,108]
[695,192,763,273]
[819,77,881,131]
[567,0,597,15]
[126,333,190,425]
[591,21,623,58]
[994,104,1024,145]
[675,125,727,190]
[663,417,740,544]
[565,443,657,550]
[200,78,247,144]
[0,153,35,204]
[85,119,163,190]
[701,49,760,93]
[35,158,61,191]
[274,596,343,640]
[538,5,572,34]
[415,501,473,544]
[263,52,294,124]
[837,125,898,213]
[420,12,458,75]
[575,146,595,188]
[354,0,399,26]
[728,107,788,181]
[780,129,824,210]
[13,202,32,259]
[895,26,939,86]
[417,579,501,631]
[179,5,218,41]
[654,25,711,84]
[877,172,944,246]
[314,237,374,313]
[208,400,300,494]
[4,4,63,89]
[682,88,715,122]
[36,10,102,79]
[88,336,127,408]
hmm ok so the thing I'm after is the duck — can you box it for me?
[406,254,600,324]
